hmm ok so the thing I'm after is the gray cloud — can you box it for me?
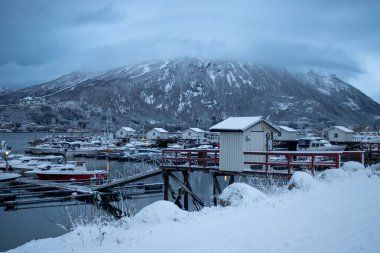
[0,0,379,102]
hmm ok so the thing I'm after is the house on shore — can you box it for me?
[146,128,169,140]
[323,126,354,143]
[115,127,136,139]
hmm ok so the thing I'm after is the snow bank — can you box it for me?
[341,161,373,177]
[317,168,348,182]
[8,170,380,253]
[218,183,265,207]
[370,163,380,175]
[132,200,188,224]
[288,171,316,190]
[341,161,365,172]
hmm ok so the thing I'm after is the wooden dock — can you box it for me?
[0,169,164,216]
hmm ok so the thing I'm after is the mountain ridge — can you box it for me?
[0,57,379,131]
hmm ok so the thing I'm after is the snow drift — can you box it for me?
[218,183,266,207]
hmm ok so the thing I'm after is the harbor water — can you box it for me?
[0,132,216,251]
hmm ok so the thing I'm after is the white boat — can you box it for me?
[65,142,101,157]
[297,137,346,151]
[120,148,161,161]
[11,155,64,172]
[33,161,108,181]
[26,143,67,155]
[0,171,20,186]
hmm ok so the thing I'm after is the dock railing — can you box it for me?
[160,149,365,178]
[244,150,365,178]
[161,149,219,170]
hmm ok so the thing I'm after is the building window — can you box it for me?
[334,133,338,138]
[188,132,191,136]
[278,132,282,137]
[153,132,155,136]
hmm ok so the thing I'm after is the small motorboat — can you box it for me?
[0,172,20,186]
[297,137,346,151]
[33,161,108,181]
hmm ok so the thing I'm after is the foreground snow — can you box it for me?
[8,167,380,253]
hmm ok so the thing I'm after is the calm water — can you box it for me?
[0,132,217,251]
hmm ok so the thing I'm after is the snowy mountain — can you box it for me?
[0,57,379,131]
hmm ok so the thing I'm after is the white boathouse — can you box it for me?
[146,128,169,140]
[323,126,354,142]
[181,128,206,141]
[275,126,298,141]
[210,116,280,172]
[115,127,136,139]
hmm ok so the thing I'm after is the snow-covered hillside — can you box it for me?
[8,166,380,253]
[1,57,379,131]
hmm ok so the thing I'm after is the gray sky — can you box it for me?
[1,0,380,102]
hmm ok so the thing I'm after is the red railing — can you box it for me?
[244,150,365,178]
[161,149,219,170]
[161,149,365,178]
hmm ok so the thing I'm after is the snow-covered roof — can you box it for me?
[325,126,354,133]
[333,126,354,133]
[153,128,168,133]
[121,127,136,132]
[279,126,297,132]
[188,128,205,133]
[210,116,280,132]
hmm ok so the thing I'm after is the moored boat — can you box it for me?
[297,137,346,151]
[0,172,20,186]
[34,161,108,181]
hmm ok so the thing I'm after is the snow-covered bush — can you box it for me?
[341,161,365,172]
[341,161,374,177]
[317,169,348,182]
[218,183,265,207]
[370,163,380,175]
[132,200,187,224]
[288,171,316,191]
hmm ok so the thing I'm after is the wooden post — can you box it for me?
[361,152,365,165]
[287,154,292,179]
[335,154,341,168]
[212,175,217,206]
[228,175,235,185]
[212,174,222,206]
[163,170,169,201]
[182,171,189,211]
[311,154,315,175]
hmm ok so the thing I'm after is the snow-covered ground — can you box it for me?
[7,164,380,253]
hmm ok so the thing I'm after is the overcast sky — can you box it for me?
[1,0,380,102]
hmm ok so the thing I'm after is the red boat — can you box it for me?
[34,161,108,181]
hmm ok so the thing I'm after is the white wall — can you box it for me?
[327,129,354,142]
[181,129,205,140]
[115,128,135,138]
[146,129,169,140]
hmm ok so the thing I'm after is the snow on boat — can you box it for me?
[34,161,108,181]
[0,172,20,186]
[297,137,346,151]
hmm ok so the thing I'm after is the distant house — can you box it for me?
[115,127,136,139]
[181,128,206,142]
[275,126,298,141]
[146,128,169,140]
[323,126,354,142]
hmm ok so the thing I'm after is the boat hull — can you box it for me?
[0,173,20,186]
[35,171,108,181]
